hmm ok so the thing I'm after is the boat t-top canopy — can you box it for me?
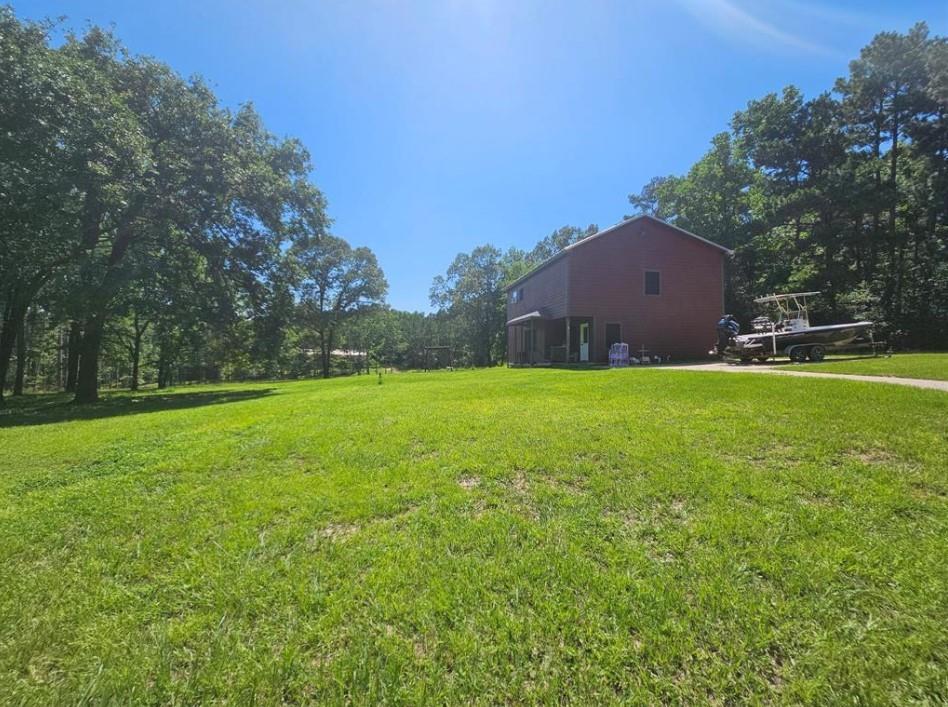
[754,292,820,327]
[754,291,821,304]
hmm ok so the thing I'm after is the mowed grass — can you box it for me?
[1,369,946,704]
[793,352,948,381]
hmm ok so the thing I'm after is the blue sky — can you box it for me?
[15,0,948,311]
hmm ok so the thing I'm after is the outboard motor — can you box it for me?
[715,314,740,355]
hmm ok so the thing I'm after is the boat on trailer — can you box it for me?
[713,292,876,363]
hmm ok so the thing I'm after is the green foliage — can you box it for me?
[524,224,599,263]
[426,226,599,367]
[629,23,948,344]
[291,235,388,377]
[430,244,508,366]
[0,7,378,398]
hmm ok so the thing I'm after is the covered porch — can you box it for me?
[506,311,593,366]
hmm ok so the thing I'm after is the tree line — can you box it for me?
[0,9,387,404]
[630,22,947,344]
[4,17,946,397]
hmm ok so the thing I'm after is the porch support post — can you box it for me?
[529,320,534,365]
[565,317,571,364]
[511,326,515,365]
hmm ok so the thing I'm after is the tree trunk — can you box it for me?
[320,328,335,378]
[0,272,48,404]
[65,322,81,392]
[157,356,167,389]
[131,336,141,391]
[129,314,147,392]
[887,110,900,317]
[73,226,137,403]
[74,314,105,404]
[13,317,26,396]
[0,298,27,405]
[157,345,174,389]
[869,107,882,276]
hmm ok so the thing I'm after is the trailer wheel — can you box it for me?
[789,346,808,363]
[808,345,826,362]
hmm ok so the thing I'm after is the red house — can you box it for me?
[506,215,731,364]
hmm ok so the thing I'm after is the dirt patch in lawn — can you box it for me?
[311,522,360,543]
[458,475,480,490]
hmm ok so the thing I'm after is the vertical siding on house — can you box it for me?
[567,220,724,360]
[506,257,568,362]
[506,217,726,363]
[506,257,569,321]
[506,256,568,362]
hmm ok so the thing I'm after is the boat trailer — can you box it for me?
[714,292,887,364]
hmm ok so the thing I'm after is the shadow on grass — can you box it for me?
[0,387,277,429]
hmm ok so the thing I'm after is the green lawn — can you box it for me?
[792,352,948,381]
[1,369,946,703]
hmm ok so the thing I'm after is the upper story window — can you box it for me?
[511,287,524,303]
[644,271,661,296]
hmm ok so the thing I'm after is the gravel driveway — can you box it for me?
[664,362,948,392]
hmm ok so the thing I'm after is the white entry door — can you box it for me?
[579,322,589,362]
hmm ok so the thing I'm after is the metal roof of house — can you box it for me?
[505,214,733,291]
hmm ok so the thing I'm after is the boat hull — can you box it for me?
[726,322,874,359]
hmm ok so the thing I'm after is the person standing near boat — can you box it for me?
[716,314,740,355]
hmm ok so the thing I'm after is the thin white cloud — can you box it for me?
[676,0,834,55]
[771,0,886,29]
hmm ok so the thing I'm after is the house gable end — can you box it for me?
[505,215,730,292]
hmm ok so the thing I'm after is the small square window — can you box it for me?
[644,271,660,296]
